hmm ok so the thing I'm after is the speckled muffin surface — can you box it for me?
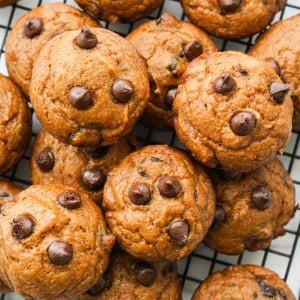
[127,13,218,130]
[192,265,295,300]
[75,0,163,23]
[5,3,99,97]
[0,74,31,175]
[180,0,285,40]
[31,128,132,206]
[0,184,115,300]
[204,158,296,255]
[103,145,215,262]
[80,251,182,299]
[173,51,293,173]
[0,0,14,7]
[0,180,22,208]
[30,27,150,147]
[249,14,300,132]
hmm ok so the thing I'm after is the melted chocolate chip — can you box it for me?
[230,112,257,136]
[164,88,177,108]
[76,26,97,49]
[270,82,289,103]
[265,58,281,76]
[151,157,160,162]
[47,241,73,265]
[213,73,237,94]
[134,262,157,286]
[211,204,226,229]
[183,41,203,61]
[57,190,82,210]
[23,17,43,38]
[128,183,151,205]
[257,280,280,298]
[12,216,34,240]
[87,275,107,296]
[68,87,93,110]
[35,149,55,172]
[83,146,109,158]
[0,192,10,199]
[251,186,272,210]
[167,59,178,72]
[137,166,148,178]
[217,0,242,12]
[168,220,189,246]
[111,80,134,104]
[82,169,105,191]
[158,176,181,198]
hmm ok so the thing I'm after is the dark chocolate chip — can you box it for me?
[158,176,181,198]
[137,166,148,178]
[87,275,107,296]
[278,290,287,300]
[183,41,203,61]
[111,80,134,104]
[270,82,289,103]
[265,58,281,76]
[162,263,175,276]
[68,87,93,110]
[0,192,10,198]
[82,169,105,190]
[57,190,82,210]
[237,68,248,76]
[251,186,272,210]
[168,220,189,246]
[23,17,43,38]
[213,73,237,94]
[211,204,226,229]
[257,280,278,298]
[83,146,109,158]
[156,17,162,25]
[76,26,97,49]
[134,261,157,286]
[164,88,177,107]
[35,149,55,172]
[47,241,73,265]
[12,216,34,240]
[128,183,151,205]
[151,157,160,162]
[230,112,257,136]
[217,0,242,12]
[167,59,177,72]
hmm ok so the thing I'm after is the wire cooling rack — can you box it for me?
[0,0,300,299]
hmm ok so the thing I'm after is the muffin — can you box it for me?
[0,180,22,208]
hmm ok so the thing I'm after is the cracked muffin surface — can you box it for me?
[103,145,215,262]
[127,13,218,130]
[173,51,293,173]
[5,2,99,97]
[0,184,115,300]
[30,27,150,147]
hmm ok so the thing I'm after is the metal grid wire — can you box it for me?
[0,0,300,299]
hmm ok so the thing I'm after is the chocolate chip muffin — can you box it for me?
[204,158,296,255]
[0,0,15,7]
[103,145,215,262]
[192,265,295,300]
[5,2,99,98]
[0,184,115,300]
[0,74,31,175]
[127,13,218,130]
[180,0,285,40]
[31,128,132,206]
[30,27,150,147]
[80,250,182,299]
[249,14,300,132]
[0,180,22,208]
[173,51,293,173]
[75,0,163,23]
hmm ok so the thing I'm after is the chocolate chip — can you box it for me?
[158,176,181,198]
[168,220,189,246]
[87,275,107,296]
[57,190,82,210]
[164,88,177,107]
[183,41,203,61]
[137,166,148,178]
[134,262,157,286]
[213,73,237,94]
[257,280,278,298]
[167,59,177,72]
[251,186,272,210]
[217,0,242,12]
[265,58,281,76]
[0,192,10,199]
[128,183,151,205]
[12,216,34,240]
[76,26,97,49]
[68,87,93,110]
[156,17,162,25]
[83,146,109,158]
[23,17,43,38]
[82,169,105,190]
[230,112,257,136]
[278,290,287,299]
[162,263,175,276]
[211,204,226,229]
[151,157,160,162]
[270,82,289,103]
[47,241,73,265]
[111,79,134,104]
[35,149,55,172]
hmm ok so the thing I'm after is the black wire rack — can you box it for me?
[0,0,300,299]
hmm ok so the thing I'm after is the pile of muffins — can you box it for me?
[0,0,299,299]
